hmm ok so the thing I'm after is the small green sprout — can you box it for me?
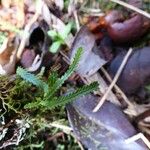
[48,22,72,53]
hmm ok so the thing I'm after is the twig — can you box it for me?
[49,121,84,150]
[47,132,65,141]
[74,11,80,31]
[93,48,133,112]
[125,133,150,149]
[110,0,150,19]
[17,0,43,59]
[50,122,72,134]
[71,133,85,150]
[81,8,102,13]
[101,67,134,107]
[139,121,150,135]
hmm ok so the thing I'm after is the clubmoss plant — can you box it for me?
[48,22,72,53]
[16,47,98,110]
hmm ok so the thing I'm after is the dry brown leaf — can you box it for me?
[0,37,17,75]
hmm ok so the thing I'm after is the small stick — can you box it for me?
[93,48,133,112]
[17,0,43,59]
[50,120,84,150]
[50,122,72,133]
[47,132,65,141]
[74,10,80,31]
[71,133,85,150]
[125,133,150,149]
[101,67,134,107]
[110,0,150,19]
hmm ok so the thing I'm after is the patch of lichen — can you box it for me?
[0,76,54,149]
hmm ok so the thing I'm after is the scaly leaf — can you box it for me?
[46,47,83,99]
[41,82,98,109]
[49,41,62,53]
[17,67,49,94]
[48,72,59,87]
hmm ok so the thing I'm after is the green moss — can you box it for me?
[0,48,98,149]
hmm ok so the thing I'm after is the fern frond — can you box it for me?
[41,82,98,109]
[47,47,83,98]
[16,67,49,94]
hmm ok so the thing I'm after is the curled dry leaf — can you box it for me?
[103,10,124,26]
[109,47,150,96]
[20,20,52,71]
[28,21,50,51]
[103,11,150,43]
[70,26,107,77]
[67,94,148,150]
